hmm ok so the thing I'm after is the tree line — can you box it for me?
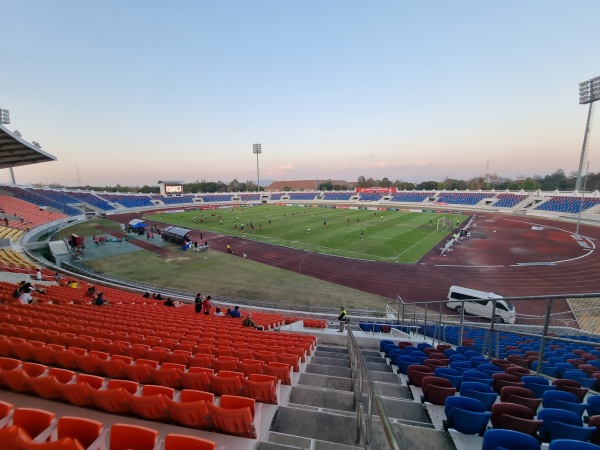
[35,169,600,193]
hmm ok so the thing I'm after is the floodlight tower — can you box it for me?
[575,76,600,192]
[0,108,9,125]
[253,143,262,192]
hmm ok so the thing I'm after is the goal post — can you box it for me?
[436,216,447,231]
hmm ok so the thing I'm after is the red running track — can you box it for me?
[110,213,600,303]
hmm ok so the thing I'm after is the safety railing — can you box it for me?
[397,292,600,371]
[348,327,400,450]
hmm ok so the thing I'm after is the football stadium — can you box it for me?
[3,2,600,449]
[3,117,600,449]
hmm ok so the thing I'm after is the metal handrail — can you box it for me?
[348,328,400,450]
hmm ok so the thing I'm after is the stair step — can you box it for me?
[298,373,352,391]
[288,386,355,412]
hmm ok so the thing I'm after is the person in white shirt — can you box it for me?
[213,307,224,317]
[35,269,42,281]
[19,292,34,305]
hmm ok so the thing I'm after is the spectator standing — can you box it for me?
[202,295,212,315]
[194,293,203,313]
[337,306,348,333]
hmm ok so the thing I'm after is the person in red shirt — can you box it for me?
[202,295,212,315]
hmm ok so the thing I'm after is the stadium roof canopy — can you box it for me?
[0,123,57,169]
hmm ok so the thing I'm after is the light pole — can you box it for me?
[253,143,262,193]
[575,76,600,192]
[0,108,9,124]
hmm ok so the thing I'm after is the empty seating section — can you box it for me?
[152,194,196,205]
[63,191,115,211]
[435,192,488,205]
[536,196,600,213]
[288,193,317,200]
[389,192,433,203]
[390,327,600,445]
[0,249,36,270]
[238,194,260,201]
[322,192,353,201]
[200,194,233,202]
[1,186,81,216]
[493,193,527,208]
[98,193,154,208]
[270,193,283,200]
[358,193,382,201]
[0,403,219,450]
[0,195,69,226]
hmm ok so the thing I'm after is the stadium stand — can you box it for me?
[199,194,233,203]
[535,196,600,213]
[238,194,260,201]
[358,193,383,202]
[389,192,433,203]
[322,192,354,201]
[492,193,528,208]
[97,193,154,208]
[63,191,116,211]
[435,192,489,205]
[151,194,196,205]
[0,188,78,217]
[288,193,318,201]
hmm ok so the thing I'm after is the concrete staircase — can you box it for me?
[257,345,456,450]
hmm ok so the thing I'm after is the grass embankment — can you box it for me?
[82,248,390,311]
[146,206,463,263]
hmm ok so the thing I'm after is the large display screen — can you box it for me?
[165,185,183,194]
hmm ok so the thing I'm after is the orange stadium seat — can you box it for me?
[129,384,174,422]
[180,367,213,392]
[165,389,214,430]
[55,416,105,449]
[13,407,56,442]
[109,423,159,450]
[264,362,292,385]
[207,395,257,438]
[98,354,132,379]
[150,362,185,389]
[209,371,244,396]
[28,368,75,400]
[242,373,279,405]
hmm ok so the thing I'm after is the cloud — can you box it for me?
[339,160,435,171]
[265,164,294,177]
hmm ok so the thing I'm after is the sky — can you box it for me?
[1,1,599,187]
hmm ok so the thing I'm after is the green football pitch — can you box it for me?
[146,206,467,264]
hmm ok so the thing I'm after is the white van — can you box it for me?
[447,286,516,324]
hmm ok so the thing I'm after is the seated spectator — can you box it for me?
[33,286,47,294]
[35,268,42,281]
[242,313,263,330]
[164,297,175,307]
[68,280,78,289]
[155,293,163,300]
[94,293,109,306]
[85,286,97,298]
[213,307,224,317]
[230,305,241,318]
[53,272,62,284]
[143,291,151,298]
[19,291,36,305]
[225,308,232,317]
